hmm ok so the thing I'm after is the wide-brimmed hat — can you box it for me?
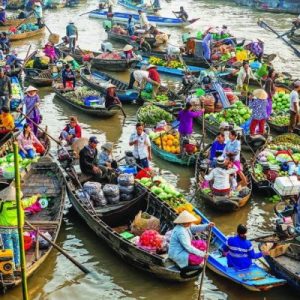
[64,55,74,62]
[106,83,116,89]
[146,64,157,70]
[101,142,113,152]
[173,210,198,224]
[123,44,133,51]
[253,89,268,100]
[25,85,38,93]
[0,185,23,201]
[216,156,225,165]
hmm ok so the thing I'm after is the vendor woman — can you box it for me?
[168,210,214,269]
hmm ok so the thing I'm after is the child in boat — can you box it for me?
[209,132,226,167]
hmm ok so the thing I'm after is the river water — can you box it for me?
[4,0,300,299]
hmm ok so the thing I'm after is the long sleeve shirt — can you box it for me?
[209,141,226,161]
[79,145,98,175]
[178,109,203,135]
[223,139,241,161]
[237,67,256,87]
[249,98,267,120]
[204,166,237,190]
[17,132,40,151]
[168,224,209,268]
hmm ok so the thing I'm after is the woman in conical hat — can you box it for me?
[0,184,40,270]
[168,210,214,269]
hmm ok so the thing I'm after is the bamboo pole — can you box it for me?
[13,142,29,300]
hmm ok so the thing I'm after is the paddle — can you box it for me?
[25,221,90,274]
[197,226,212,300]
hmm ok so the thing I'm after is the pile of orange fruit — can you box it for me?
[154,133,180,154]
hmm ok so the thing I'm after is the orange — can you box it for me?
[167,140,173,146]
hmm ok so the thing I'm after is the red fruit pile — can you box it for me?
[139,230,163,249]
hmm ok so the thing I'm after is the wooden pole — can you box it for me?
[198,227,212,300]
[13,142,29,300]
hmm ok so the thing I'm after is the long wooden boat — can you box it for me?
[8,26,46,42]
[25,68,55,87]
[0,17,35,27]
[80,67,138,104]
[0,157,66,292]
[194,208,287,291]
[118,0,161,14]
[64,166,203,282]
[260,242,300,292]
[52,85,122,118]
[255,3,300,15]
[195,148,252,212]
[89,10,200,27]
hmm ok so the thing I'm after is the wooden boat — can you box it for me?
[24,68,55,87]
[89,10,200,27]
[194,208,287,291]
[0,157,66,292]
[138,57,204,77]
[64,166,203,282]
[52,84,122,118]
[0,17,35,27]
[289,32,300,45]
[80,67,139,104]
[8,26,46,42]
[260,242,300,292]
[195,148,252,212]
[118,0,161,14]
[57,45,96,64]
[255,3,300,15]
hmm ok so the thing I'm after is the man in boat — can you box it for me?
[59,116,82,145]
[288,81,300,133]
[138,9,149,30]
[0,67,12,109]
[173,6,188,22]
[33,2,43,28]
[236,61,256,95]
[129,122,152,170]
[127,14,135,36]
[0,106,14,138]
[0,6,6,26]
[222,224,269,270]
[62,64,76,89]
[0,185,40,272]
[66,20,78,54]
[147,64,160,98]
[128,67,150,90]
[209,132,226,167]
[79,136,111,182]
[136,36,152,52]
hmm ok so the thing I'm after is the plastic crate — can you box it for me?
[274,176,300,196]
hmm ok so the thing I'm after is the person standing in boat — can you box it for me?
[105,84,121,108]
[0,32,9,53]
[0,6,6,26]
[66,20,78,54]
[0,67,12,109]
[138,9,149,30]
[147,65,160,98]
[59,116,82,145]
[128,67,150,90]
[288,81,300,133]
[33,2,43,28]
[222,224,269,270]
[0,185,40,271]
[129,122,152,170]
[173,6,188,22]
[168,210,214,269]
[264,68,276,118]
[236,61,256,95]
[23,86,41,136]
[62,64,76,89]
[127,15,135,36]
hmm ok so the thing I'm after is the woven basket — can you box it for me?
[49,33,60,45]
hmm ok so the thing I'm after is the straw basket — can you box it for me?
[49,33,60,45]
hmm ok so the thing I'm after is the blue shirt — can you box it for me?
[98,150,111,166]
[223,235,262,270]
[223,139,240,161]
[66,24,77,37]
[210,141,226,161]
[249,99,267,120]
[0,10,6,23]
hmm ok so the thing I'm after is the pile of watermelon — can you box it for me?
[273,92,290,112]
[96,52,121,60]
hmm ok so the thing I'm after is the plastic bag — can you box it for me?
[131,211,160,236]
[83,181,107,206]
[106,195,120,205]
[120,193,134,202]
[117,173,135,186]
[103,184,120,197]
[119,184,135,194]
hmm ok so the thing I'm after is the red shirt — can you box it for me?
[148,68,160,83]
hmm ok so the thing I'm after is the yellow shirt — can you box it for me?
[0,113,14,130]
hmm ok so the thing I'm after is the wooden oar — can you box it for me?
[25,221,90,274]
[198,227,212,300]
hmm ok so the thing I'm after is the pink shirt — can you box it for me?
[17,132,40,150]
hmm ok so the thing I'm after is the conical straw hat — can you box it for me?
[173,210,198,224]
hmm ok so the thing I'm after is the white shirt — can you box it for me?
[130,132,151,159]
[290,90,299,112]
[133,70,149,85]
[204,167,237,190]
[139,12,149,28]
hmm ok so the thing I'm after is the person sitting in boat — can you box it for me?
[98,142,117,169]
[168,210,214,270]
[178,102,204,151]
[0,185,40,272]
[32,51,47,70]
[128,67,150,90]
[33,2,43,28]
[148,24,168,47]
[222,224,269,270]
[186,37,196,56]
[0,6,6,26]
[105,84,121,108]
[138,9,149,30]
[136,37,152,52]
[0,32,10,52]
[127,14,135,36]
[43,42,58,63]
[147,64,160,98]
[123,44,136,60]
[0,68,12,109]
[66,20,78,54]
[236,61,256,94]
[204,156,237,196]
[62,64,76,89]
[249,89,268,136]
[17,123,44,158]
[59,116,82,145]
[6,50,22,70]
[173,6,188,22]
[209,132,226,167]
[0,106,14,138]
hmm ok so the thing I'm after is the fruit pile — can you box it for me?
[152,132,181,154]
[148,56,184,69]
[204,101,251,126]
[11,82,22,99]
[140,91,169,103]
[137,105,173,125]
[139,230,163,250]
[137,176,201,224]
[269,114,289,126]
[272,92,290,112]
